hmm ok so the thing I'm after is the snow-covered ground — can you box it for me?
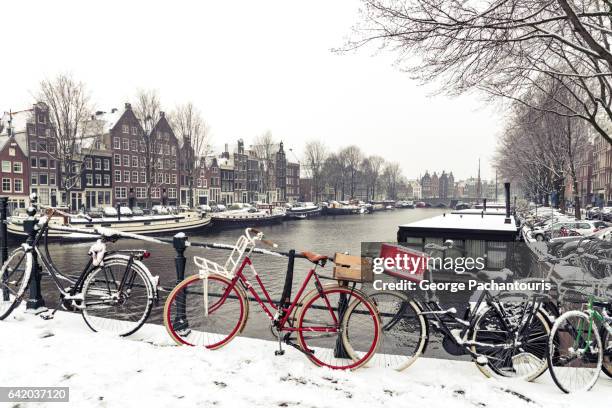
[0,308,610,408]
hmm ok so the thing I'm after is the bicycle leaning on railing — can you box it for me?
[366,240,552,381]
[547,251,612,393]
[163,227,381,370]
[0,196,160,337]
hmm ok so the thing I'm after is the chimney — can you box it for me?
[225,143,228,153]
[124,102,131,110]
[159,111,165,118]
[111,108,118,114]
[504,182,511,224]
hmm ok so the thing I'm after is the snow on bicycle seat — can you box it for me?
[301,251,328,263]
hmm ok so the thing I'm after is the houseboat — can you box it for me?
[322,201,363,215]
[210,203,285,229]
[7,208,211,239]
[285,202,321,219]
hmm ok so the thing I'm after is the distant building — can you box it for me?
[592,133,612,205]
[0,111,30,210]
[286,162,300,203]
[421,172,432,198]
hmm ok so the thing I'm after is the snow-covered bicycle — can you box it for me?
[0,198,159,336]
[164,228,380,370]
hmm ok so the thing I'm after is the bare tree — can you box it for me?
[134,89,162,208]
[171,102,212,206]
[37,73,93,201]
[382,162,402,200]
[362,155,385,201]
[342,0,612,144]
[252,131,277,202]
[340,145,363,198]
[303,140,328,202]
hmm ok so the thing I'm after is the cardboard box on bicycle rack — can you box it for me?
[333,253,373,282]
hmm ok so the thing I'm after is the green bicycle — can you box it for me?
[547,296,612,393]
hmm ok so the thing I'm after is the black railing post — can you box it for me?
[333,285,350,359]
[173,232,189,331]
[0,197,8,265]
[1,197,9,301]
[25,197,45,311]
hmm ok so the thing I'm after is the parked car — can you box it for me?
[539,220,598,241]
[87,207,104,219]
[102,207,118,217]
[197,204,212,213]
[119,206,133,216]
[151,205,169,215]
[131,206,144,216]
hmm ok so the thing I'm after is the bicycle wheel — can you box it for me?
[81,257,154,336]
[296,285,380,370]
[548,311,602,393]
[0,247,32,320]
[601,326,612,378]
[364,290,427,370]
[164,274,248,349]
[471,304,550,381]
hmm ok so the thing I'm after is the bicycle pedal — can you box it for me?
[274,350,285,356]
[39,312,55,320]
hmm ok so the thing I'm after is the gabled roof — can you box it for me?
[0,109,33,136]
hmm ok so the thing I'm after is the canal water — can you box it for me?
[13,208,458,357]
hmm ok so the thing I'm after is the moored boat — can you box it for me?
[286,202,322,219]
[210,204,285,229]
[7,208,211,239]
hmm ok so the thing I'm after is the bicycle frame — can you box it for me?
[224,255,341,334]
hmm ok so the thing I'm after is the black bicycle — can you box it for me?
[0,200,160,336]
[364,241,551,381]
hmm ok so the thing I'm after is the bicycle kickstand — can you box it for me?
[275,333,285,356]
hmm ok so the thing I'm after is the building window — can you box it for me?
[2,161,11,173]
[114,154,121,166]
[202,179,207,188]
[13,162,22,173]
[140,172,146,183]
[124,171,130,183]
[39,158,48,168]
[94,158,101,170]
[49,173,56,186]
[122,138,129,150]
[31,157,38,168]
[151,187,160,198]
[132,171,138,183]
[31,173,38,186]
[168,188,177,199]
[39,174,48,185]
[48,144,56,153]
[84,158,92,169]
[131,140,138,151]
[86,174,93,186]
[122,125,129,134]
[113,137,121,149]
[171,174,177,185]
[2,178,11,192]
[50,159,56,169]
[114,170,121,183]
[136,187,146,199]
[103,159,110,170]
[139,157,145,168]
[14,178,23,193]
[31,141,37,152]
[37,113,46,124]
[115,187,127,199]
[131,126,138,136]
[123,155,130,166]
[132,156,138,167]
[39,142,47,152]
[104,174,110,186]
[197,179,202,187]
[95,174,101,186]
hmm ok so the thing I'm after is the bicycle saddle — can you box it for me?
[301,251,328,264]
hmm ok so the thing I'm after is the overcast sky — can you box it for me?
[2,0,503,180]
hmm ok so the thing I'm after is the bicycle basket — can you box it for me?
[333,253,373,283]
[193,256,233,280]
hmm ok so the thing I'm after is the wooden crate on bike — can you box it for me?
[333,253,373,282]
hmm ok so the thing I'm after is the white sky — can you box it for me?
[2,0,503,180]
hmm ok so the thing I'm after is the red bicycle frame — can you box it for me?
[227,256,340,334]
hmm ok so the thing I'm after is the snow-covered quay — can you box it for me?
[0,308,610,408]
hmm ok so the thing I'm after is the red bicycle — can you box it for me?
[163,228,380,370]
